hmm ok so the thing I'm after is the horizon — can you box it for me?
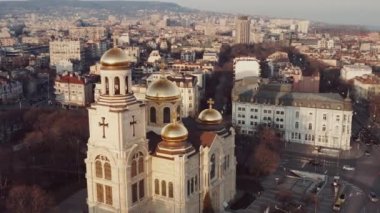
[0,0,379,29]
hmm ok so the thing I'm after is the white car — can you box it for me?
[342,165,355,171]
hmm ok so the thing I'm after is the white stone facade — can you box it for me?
[85,48,237,213]
[232,93,353,150]
[340,64,372,81]
[233,57,261,81]
[49,40,84,67]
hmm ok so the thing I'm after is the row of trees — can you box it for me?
[0,108,89,211]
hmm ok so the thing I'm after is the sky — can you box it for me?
[151,0,380,27]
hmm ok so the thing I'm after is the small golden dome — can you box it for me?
[100,47,129,69]
[146,78,180,101]
[161,122,188,143]
[198,98,222,124]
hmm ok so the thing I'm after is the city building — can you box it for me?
[232,88,353,150]
[49,40,85,69]
[54,72,94,107]
[353,74,380,100]
[233,57,261,81]
[235,16,251,44]
[180,50,196,62]
[340,64,372,81]
[85,48,236,213]
[0,76,23,104]
[147,50,161,64]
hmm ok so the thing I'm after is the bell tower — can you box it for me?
[85,48,150,213]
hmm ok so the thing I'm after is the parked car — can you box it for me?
[338,194,346,203]
[342,165,355,171]
[365,150,371,156]
[369,192,378,202]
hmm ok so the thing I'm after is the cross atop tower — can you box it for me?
[207,98,215,109]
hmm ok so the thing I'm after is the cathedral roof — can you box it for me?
[147,118,231,156]
[145,77,181,101]
[197,99,222,125]
[100,47,130,70]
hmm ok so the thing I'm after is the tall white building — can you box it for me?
[235,16,251,44]
[232,90,353,150]
[49,40,84,67]
[233,57,261,81]
[297,20,310,34]
[340,64,372,81]
[85,48,236,213]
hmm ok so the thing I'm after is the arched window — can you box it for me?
[163,107,170,123]
[95,161,103,178]
[138,157,144,174]
[131,160,137,177]
[169,182,173,198]
[104,162,111,180]
[150,107,156,123]
[125,76,129,94]
[161,181,166,196]
[210,154,216,180]
[114,77,120,95]
[105,77,109,95]
[155,179,160,195]
[95,155,110,180]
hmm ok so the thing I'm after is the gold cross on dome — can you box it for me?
[207,98,215,109]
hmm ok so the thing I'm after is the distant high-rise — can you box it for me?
[235,16,251,44]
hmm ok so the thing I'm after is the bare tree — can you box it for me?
[203,191,215,213]
[248,143,280,177]
[6,185,54,213]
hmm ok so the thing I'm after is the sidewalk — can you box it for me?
[284,142,364,160]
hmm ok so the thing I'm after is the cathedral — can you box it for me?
[85,48,237,213]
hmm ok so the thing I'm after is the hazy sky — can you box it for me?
[152,0,380,27]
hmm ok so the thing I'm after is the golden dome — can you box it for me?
[198,98,222,124]
[146,78,180,101]
[161,122,188,143]
[100,47,129,69]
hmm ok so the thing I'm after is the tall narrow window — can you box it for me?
[132,183,138,203]
[210,154,216,180]
[139,180,145,199]
[114,77,120,95]
[105,185,113,205]
[190,178,194,193]
[138,157,144,174]
[169,182,173,198]
[187,180,190,196]
[308,123,312,130]
[96,183,104,203]
[104,162,111,180]
[150,107,156,123]
[155,179,160,195]
[95,161,103,178]
[163,107,171,123]
[194,176,198,190]
[161,181,166,196]
[105,77,109,95]
[131,160,137,177]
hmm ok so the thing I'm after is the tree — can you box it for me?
[203,191,214,213]
[6,185,54,213]
[248,143,280,177]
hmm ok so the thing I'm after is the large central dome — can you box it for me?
[100,47,129,70]
[146,78,180,101]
